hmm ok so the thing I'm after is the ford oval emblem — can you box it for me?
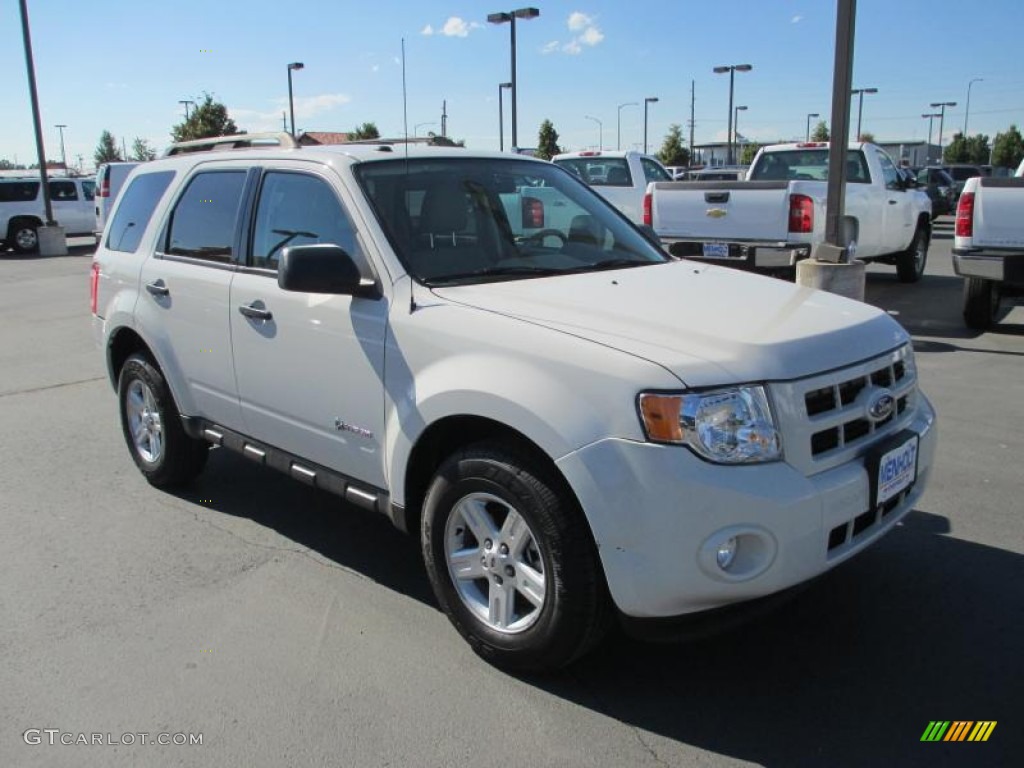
[866,391,896,422]
[706,208,728,219]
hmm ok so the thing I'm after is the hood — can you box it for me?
[431,261,908,387]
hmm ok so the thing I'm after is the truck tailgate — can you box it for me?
[974,178,1024,248]
[650,181,792,242]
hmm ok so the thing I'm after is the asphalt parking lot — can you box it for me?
[1,221,1021,768]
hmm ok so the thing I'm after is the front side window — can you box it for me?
[250,172,363,271]
[876,150,900,190]
[165,171,246,263]
[49,181,78,201]
[81,181,95,201]
[106,171,175,253]
[356,157,668,285]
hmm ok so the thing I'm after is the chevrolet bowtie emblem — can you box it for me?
[706,208,728,218]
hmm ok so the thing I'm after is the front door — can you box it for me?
[229,165,388,487]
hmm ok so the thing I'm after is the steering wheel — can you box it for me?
[524,229,568,248]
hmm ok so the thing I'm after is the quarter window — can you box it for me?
[165,171,246,263]
[0,182,39,202]
[250,172,363,271]
[107,171,175,253]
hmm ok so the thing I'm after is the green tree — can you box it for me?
[740,143,762,165]
[992,125,1024,169]
[171,93,242,143]
[965,134,991,164]
[350,122,380,140]
[131,137,157,162]
[536,119,562,160]
[94,130,122,165]
[943,132,969,163]
[657,124,690,167]
[811,121,830,141]
[857,132,875,144]
[0,159,27,170]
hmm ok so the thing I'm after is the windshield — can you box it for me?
[748,149,871,183]
[355,158,668,286]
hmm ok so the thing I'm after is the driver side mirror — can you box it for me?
[278,244,380,299]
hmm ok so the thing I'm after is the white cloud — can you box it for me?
[542,40,560,54]
[421,24,434,35]
[580,26,604,46]
[563,40,582,55]
[792,15,803,23]
[568,11,592,31]
[442,17,470,37]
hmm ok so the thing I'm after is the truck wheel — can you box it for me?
[896,225,928,283]
[118,353,208,488]
[963,277,999,330]
[10,222,39,254]
[421,442,610,671]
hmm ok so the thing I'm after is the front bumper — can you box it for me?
[556,394,937,618]
[953,248,1024,286]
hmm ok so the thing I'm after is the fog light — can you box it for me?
[716,537,738,570]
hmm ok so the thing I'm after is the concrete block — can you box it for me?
[37,225,68,257]
[796,258,866,302]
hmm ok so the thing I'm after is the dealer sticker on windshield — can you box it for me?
[876,434,918,505]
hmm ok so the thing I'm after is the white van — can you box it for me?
[0,176,96,253]
[95,162,140,240]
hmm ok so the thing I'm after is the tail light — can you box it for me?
[90,261,100,315]
[955,192,975,237]
[98,173,110,198]
[643,191,652,226]
[522,197,544,229]
[788,194,814,233]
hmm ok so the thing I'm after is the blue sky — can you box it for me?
[3,0,1023,168]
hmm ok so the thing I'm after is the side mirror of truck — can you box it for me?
[278,244,380,299]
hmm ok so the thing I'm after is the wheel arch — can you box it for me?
[106,326,154,390]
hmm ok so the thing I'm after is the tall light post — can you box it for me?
[733,105,747,161]
[964,78,983,136]
[54,124,67,170]
[617,102,638,150]
[498,82,511,151]
[643,97,659,154]
[806,112,819,142]
[487,7,540,151]
[922,113,941,163]
[287,61,304,138]
[930,101,957,159]
[713,64,752,165]
[178,99,195,120]
[851,87,878,140]
[584,114,603,150]
[414,122,436,138]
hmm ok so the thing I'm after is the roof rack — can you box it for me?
[163,132,299,157]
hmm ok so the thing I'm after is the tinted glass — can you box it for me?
[950,167,980,181]
[166,171,246,262]
[553,157,633,186]
[641,158,671,183]
[49,181,78,201]
[251,172,363,271]
[0,182,39,202]
[876,150,900,189]
[81,181,95,201]
[748,149,871,183]
[356,158,668,285]
[106,171,175,253]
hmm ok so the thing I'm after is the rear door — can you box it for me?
[48,180,90,235]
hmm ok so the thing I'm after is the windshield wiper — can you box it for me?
[427,265,568,285]
[563,258,652,273]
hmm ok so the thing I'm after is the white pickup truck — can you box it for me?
[552,150,672,224]
[644,142,933,282]
[953,160,1024,328]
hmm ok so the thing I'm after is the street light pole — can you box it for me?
[498,82,511,151]
[287,62,304,138]
[964,78,982,136]
[584,114,603,150]
[413,122,436,138]
[930,101,957,159]
[922,113,941,163]
[713,64,752,165]
[488,8,540,152]
[851,87,877,140]
[643,97,658,154]
[617,102,638,150]
[806,112,819,142]
[54,124,67,170]
[733,106,747,161]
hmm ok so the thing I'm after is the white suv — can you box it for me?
[1,176,96,252]
[92,133,937,670]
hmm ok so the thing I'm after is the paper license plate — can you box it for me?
[701,242,733,259]
[875,434,918,505]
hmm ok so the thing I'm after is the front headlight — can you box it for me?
[638,386,781,464]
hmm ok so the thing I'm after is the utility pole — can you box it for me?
[282,112,287,131]
[441,99,448,138]
[689,80,695,167]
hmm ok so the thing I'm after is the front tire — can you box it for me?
[421,443,610,671]
[118,353,208,487]
[963,277,999,330]
[896,224,928,283]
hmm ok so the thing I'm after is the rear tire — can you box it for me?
[118,353,208,488]
[421,442,610,671]
[896,225,928,283]
[10,221,39,254]
[963,277,999,330]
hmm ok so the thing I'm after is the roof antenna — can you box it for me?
[401,37,409,162]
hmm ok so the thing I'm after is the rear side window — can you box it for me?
[165,171,247,263]
[49,181,78,201]
[0,181,40,202]
[106,171,175,253]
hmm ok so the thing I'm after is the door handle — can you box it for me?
[888,200,898,205]
[238,301,273,321]
[145,279,169,296]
